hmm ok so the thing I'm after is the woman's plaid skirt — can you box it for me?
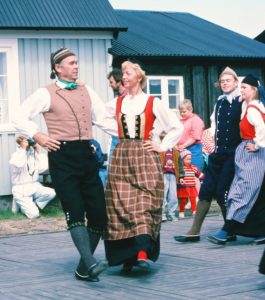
[104,139,164,241]
[104,139,164,265]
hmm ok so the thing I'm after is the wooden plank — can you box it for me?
[0,216,264,299]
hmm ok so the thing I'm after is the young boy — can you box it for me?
[160,137,184,222]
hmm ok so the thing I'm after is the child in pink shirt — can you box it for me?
[177,99,205,171]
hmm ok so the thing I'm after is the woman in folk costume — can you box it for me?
[208,74,265,245]
[103,61,183,273]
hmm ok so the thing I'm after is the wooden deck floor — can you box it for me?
[0,215,264,299]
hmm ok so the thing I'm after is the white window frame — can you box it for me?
[146,76,184,113]
[0,39,20,132]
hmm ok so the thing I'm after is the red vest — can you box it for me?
[240,104,265,139]
[116,96,155,140]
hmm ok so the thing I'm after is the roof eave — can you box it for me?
[0,26,128,32]
[109,52,265,60]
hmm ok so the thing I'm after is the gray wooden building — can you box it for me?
[0,0,125,195]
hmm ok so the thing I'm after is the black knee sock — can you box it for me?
[70,226,96,270]
[219,204,227,221]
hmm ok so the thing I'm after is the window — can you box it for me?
[0,40,20,131]
[0,53,8,124]
[146,76,184,112]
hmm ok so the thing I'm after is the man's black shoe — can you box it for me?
[75,259,100,282]
[120,263,133,274]
[227,235,237,242]
[174,235,200,243]
[75,270,99,282]
[254,237,265,245]
[207,235,226,245]
[89,260,108,279]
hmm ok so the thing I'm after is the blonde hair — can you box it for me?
[121,61,147,89]
[214,66,239,88]
[219,66,238,81]
[179,99,193,111]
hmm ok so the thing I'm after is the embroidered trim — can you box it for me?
[67,222,85,230]
[87,226,106,235]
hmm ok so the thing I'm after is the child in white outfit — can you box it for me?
[10,136,56,219]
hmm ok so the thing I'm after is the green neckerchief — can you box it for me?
[58,78,78,90]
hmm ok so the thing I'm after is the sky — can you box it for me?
[109,0,265,39]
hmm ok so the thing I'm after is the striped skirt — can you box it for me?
[104,139,164,241]
[226,140,265,223]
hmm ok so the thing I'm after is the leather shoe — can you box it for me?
[254,237,265,245]
[89,260,108,279]
[75,259,99,282]
[120,263,133,274]
[136,259,150,269]
[207,235,226,245]
[75,260,108,282]
[174,235,200,243]
[227,235,237,242]
[75,270,99,282]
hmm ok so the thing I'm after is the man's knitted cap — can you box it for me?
[50,48,76,79]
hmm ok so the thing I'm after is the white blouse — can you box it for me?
[103,92,183,151]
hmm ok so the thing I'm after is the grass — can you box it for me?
[41,202,64,218]
[0,211,26,221]
[0,195,221,221]
[0,196,64,220]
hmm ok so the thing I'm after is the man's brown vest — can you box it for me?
[44,84,93,141]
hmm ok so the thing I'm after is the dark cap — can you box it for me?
[241,74,259,87]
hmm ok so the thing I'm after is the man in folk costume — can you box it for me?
[102,61,183,273]
[174,67,243,243]
[13,48,117,282]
